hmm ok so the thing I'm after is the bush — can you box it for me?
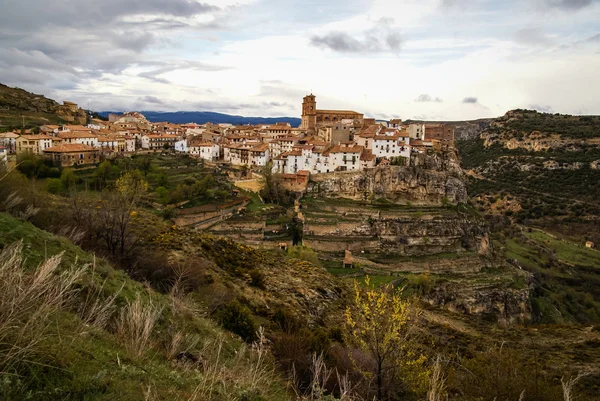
[215,300,257,342]
[286,246,321,266]
[249,269,265,289]
[46,178,64,194]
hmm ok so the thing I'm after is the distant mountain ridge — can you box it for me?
[99,110,301,127]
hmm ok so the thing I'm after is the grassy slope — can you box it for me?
[0,212,290,401]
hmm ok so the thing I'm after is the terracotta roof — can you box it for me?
[190,142,216,147]
[145,134,178,139]
[329,144,364,154]
[20,135,53,140]
[44,144,98,153]
[251,143,270,152]
[316,109,362,115]
[62,125,88,130]
[97,136,119,142]
[58,131,96,139]
[374,133,402,141]
[389,119,402,124]
[297,170,310,176]
[360,150,375,161]
[0,132,21,138]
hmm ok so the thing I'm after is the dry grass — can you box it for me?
[116,295,163,358]
[78,273,123,331]
[187,327,282,401]
[427,355,447,401]
[234,179,264,193]
[561,372,589,401]
[0,241,84,373]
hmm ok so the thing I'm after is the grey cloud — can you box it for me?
[541,0,593,10]
[440,0,474,8]
[415,94,443,103]
[514,28,555,47]
[529,104,554,113]
[138,60,232,84]
[0,0,219,30]
[0,0,227,93]
[310,18,402,54]
[140,96,166,105]
[462,97,478,104]
[583,33,600,43]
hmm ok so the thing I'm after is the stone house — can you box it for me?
[16,135,55,155]
[43,144,99,167]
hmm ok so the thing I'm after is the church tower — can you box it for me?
[301,94,317,133]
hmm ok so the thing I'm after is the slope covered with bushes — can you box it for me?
[0,212,290,400]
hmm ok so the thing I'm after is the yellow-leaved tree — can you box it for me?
[95,170,148,260]
[344,276,428,401]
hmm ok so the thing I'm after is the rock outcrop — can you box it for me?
[307,151,468,204]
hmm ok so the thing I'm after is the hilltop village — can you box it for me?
[0,95,455,182]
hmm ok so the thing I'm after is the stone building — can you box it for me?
[43,144,99,167]
[16,134,55,155]
[424,123,454,145]
[300,94,364,133]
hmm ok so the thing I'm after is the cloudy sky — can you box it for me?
[0,0,599,120]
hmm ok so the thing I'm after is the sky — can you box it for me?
[0,0,599,121]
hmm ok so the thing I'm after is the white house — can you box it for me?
[249,143,270,167]
[189,142,219,161]
[123,136,136,152]
[57,131,99,148]
[329,144,363,172]
[174,139,188,153]
[141,134,179,150]
[373,132,410,159]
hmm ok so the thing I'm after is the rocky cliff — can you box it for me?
[307,150,468,204]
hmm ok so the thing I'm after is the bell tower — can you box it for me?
[301,94,317,132]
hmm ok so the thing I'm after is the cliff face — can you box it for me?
[307,151,468,204]
[426,281,532,325]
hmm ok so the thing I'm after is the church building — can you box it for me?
[300,94,364,134]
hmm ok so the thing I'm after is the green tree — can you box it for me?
[94,160,113,190]
[60,168,77,190]
[155,186,169,205]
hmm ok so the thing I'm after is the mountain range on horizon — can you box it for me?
[99,110,302,127]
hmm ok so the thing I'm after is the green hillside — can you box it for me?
[0,212,290,400]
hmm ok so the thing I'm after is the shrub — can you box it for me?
[46,178,64,194]
[286,246,321,266]
[215,300,257,342]
[249,269,266,289]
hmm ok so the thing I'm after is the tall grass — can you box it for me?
[116,295,163,358]
[0,241,84,373]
